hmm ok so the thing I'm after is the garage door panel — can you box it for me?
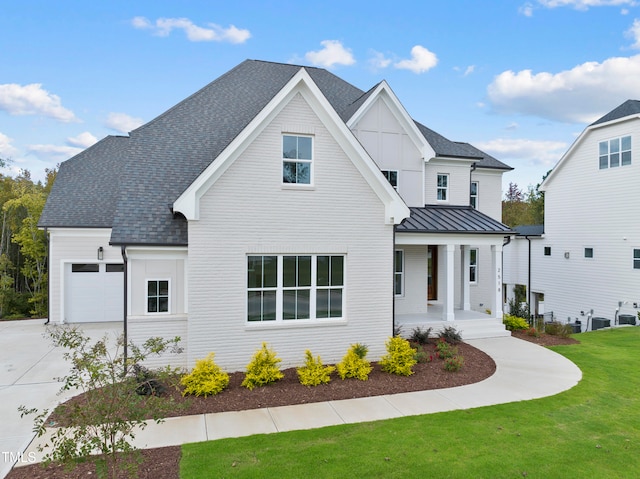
[65,263,124,323]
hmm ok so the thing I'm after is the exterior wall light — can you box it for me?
[98,246,104,261]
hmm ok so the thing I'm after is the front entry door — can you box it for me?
[427,245,438,300]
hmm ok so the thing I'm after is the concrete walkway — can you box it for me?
[2,320,583,477]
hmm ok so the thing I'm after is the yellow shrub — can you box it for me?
[336,344,372,381]
[241,342,284,390]
[180,352,229,397]
[380,336,417,376]
[297,350,335,386]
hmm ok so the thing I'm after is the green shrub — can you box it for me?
[380,336,417,376]
[444,355,464,372]
[503,313,530,331]
[297,350,335,386]
[241,342,284,390]
[438,326,462,344]
[409,326,432,345]
[544,321,573,338]
[181,352,230,397]
[527,327,540,337]
[336,343,372,380]
[435,338,458,359]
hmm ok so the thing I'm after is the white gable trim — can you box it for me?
[173,69,409,225]
[541,114,640,191]
[347,81,434,160]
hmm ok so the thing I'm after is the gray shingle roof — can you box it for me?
[591,100,640,126]
[40,59,512,245]
[397,205,513,234]
[513,224,544,236]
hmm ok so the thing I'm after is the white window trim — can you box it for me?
[146,278,171,315]
[469,248,478,284]
[470,181,479,209]
[599,135,632,169]
[282,134,314,187]
[247,254,346,324]
[394,249,404,297]
[382,170,399,191]
[437,173,449,202]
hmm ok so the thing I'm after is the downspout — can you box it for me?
[121,245,128,370]
[44,227,50,325]
[469,163,476,207]
[392,226,396,336]
[526,236,532,323]
[502,236,511,315]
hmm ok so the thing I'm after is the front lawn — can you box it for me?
[181,327,640,478]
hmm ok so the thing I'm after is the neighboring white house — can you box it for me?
[504,100,640,328]
[39,60,512,371]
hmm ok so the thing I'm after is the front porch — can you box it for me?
[396,304,510,340]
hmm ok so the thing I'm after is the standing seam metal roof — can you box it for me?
[397,205,513,234]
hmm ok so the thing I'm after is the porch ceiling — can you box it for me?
[396,205,512,234]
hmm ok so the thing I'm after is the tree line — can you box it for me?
[501,171,550,228]
[0,160,55,319]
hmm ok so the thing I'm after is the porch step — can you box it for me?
[399,318,511,341]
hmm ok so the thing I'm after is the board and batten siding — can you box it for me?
[47,228,119,324]
[424,159,475,206]
[395,246,427,315]
[536,119,640,322]
[350,96,424,207]
[187,93,394,372]
[470,169,503,221]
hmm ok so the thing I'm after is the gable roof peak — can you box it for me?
[590,99,640,126]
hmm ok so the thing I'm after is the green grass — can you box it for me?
[180,328,640,478]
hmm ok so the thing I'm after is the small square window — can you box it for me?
[544,247,551,256]
[147,280,169,313]
[584,248,593,258]
[382,170,398,190]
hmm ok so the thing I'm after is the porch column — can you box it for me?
[442,244,455,321]
[491,244,503,319]
[460,245,471,311]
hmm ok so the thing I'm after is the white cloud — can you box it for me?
[626,18,640,48]
[487,54,640,123]
[0,132,18,158]
[0,83,77,122]
[368,51,392,70]
[305,40,355,68]
[27,144,83,160]
[476,138,568,167]
[131,16,250,43]
[519,2,535,15]
[105,112,144,133]
[536,0,637,9]
[67,132,97,148]
[394,45,438,74]
[464,65,476,76]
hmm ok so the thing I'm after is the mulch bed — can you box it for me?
[7,334,576,479]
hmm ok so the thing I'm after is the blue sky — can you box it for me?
[2,0,640,194]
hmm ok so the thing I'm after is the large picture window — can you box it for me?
[599,135,631,169]
[283,135,312,184]
[147,280,169,313]
[247,255,344,322]
[437,174,449,201]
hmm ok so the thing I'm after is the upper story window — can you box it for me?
[437,174,449,201]
[382,170,398,190]
[469,248,478,283]
[599,135,631,169]
[147,280,169,313]
[470,181,479,209]
[283,135,312,184]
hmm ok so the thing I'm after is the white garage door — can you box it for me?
[65,263,124,323]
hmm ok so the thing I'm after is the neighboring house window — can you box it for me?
[382,170,398,190]
[584,248,594,258]
[470,181,478,209]
[247,256,278,321]
[283,135,312,184]
[544,247,551,256]
[469,249,478,283]
[437,174,449,201]
[599,135,631,169]
[634,249,640,269]
[147,280,169,313]
[247,255,344,322]
[394,250,404,296]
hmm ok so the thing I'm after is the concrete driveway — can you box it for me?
[0,319,122,479]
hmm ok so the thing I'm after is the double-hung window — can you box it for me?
[147,280,169,313]
[247,255,344,322]
[437,174,448,201]
[470,181,478,209]
[283,135,312,184]
[599,135,631,169]
[469,249,478,283]
[394,250,404,296]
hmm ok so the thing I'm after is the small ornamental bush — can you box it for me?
[438,326,462,344]
[527,327,541,337]
[380,336,417,376]
[503,314,530,331]
[414,349,432,363]
[409,326,432,345]
[181,352,229,397]
[297,350,335,386]
[444,355,464,372]
[435,338,458,359]
[336,343,372,380]
[242,342,284,390]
